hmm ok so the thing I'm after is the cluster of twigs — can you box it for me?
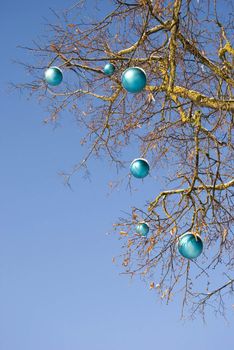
[18,0,234,319]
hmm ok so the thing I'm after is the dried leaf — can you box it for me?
[119,231,128,237]
[122,258,129,266]
[170,225,177,235]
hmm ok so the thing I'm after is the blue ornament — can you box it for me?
[121,67,147,93]
[178,233,203,259]
[45,66,63,86]
[130,158,150,179]
[103,63,115,76]
[136,222,149,237]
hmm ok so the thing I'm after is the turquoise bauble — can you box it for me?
[121,67,147,93]
[136,222,149,237]
[103,63,115,76]
[130,158,150,179]
[45,66,63,86]
[178,233,203,259]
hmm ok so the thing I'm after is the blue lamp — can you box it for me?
[178,232,203,259]
[130,158,150,179]
[121,67,147,93]
[103,63,115,76]
[45,66,63,86]
[136,222,149,237]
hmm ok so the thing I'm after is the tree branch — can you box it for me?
[148,178,234,212]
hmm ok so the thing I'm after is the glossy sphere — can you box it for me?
[121,67,147,93]
[136,222,149,237]
[178,233,203,259]
[103,63,115,76]
[45,67,63,86]
[130,158,150,179]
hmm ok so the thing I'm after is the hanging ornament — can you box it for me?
[136,222,149,237]
[130,158,150,179]
[178,232,203,259]
[44,66,63,86]
[103,63,115,76]
[121,67,147,93]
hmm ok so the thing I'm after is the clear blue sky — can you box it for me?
[0,1,233,349]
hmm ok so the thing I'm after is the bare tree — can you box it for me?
[18,0,234,319]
